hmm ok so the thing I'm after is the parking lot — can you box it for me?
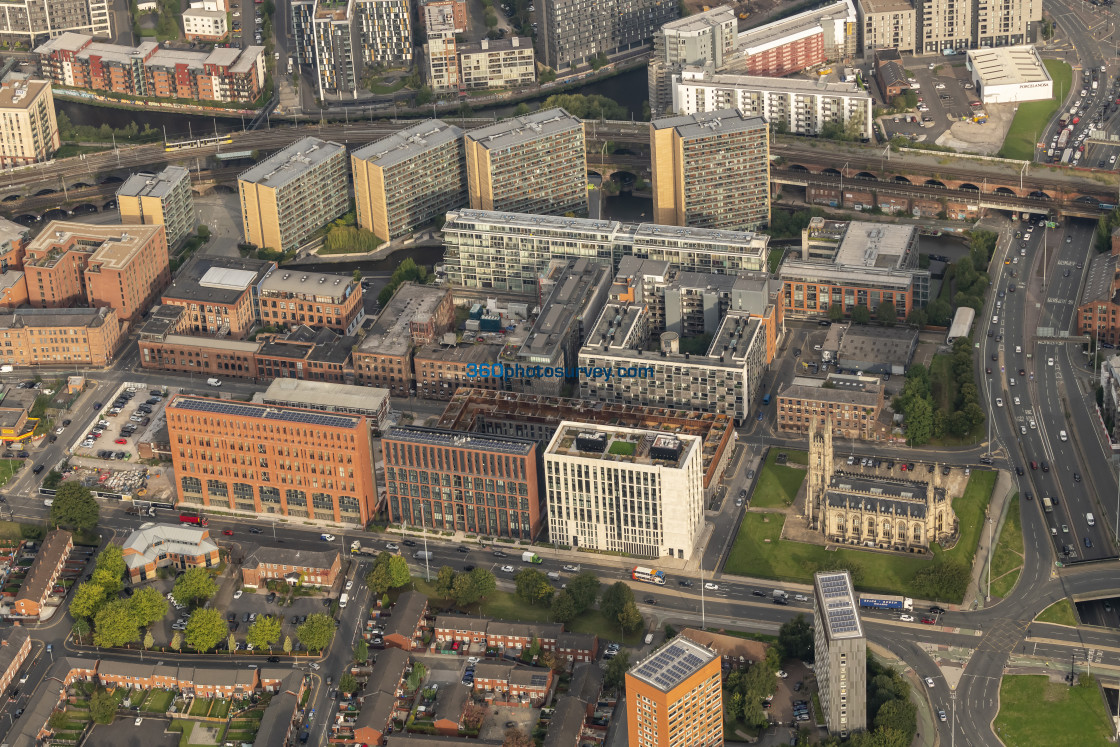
[71,384,170,463]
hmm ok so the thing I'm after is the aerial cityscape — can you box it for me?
[0,0,1116,743]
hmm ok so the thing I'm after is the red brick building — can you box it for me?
[0,628,32,696]
[556,632,598,665]
[240,546,340,589]
[382,591,429,651]
[13,530,72,618]
[1076,246,1120,346]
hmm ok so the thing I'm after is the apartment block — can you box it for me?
[500,257,612,395]
[290,0,316,64]
[651,109,770,231]
[356,0,412,67]
[813,571,867,736]
[166,395,379,526]
[671,69,873,140]
[352,120,467,242]
[352,282,454,393]
[22,221,170,325]
[425,31,460,92]
[312,0,359,97]
[160,256,275,339]
[0,218,29,273]
[625,637,723,747]
[258,268,364,335]
[183,7,228,40]
[421,0,467,32]
[413,342,505,400]
[578,304,767,425]
[648,6,738,117]
[258,325,357,382]
[238,137,349,252]
[0,80,59,168]
[733,0,856,75]
[974,0,1039,49]
[545,422,704,559]
[381,426,543,539]
[0,0,110,45]
[913,0,1036,53]
[539,0,678,70]
[777,372,886,440]
[915,0,971,52]
[464,109,588,217]
[36,34,266,103]
[780,218,928,318]
[857,0,916,54]
[459,37,535,90]
[0,307,123,368]
[436,387,737,494]
[121,522,221,583]
[240,546,340,588]
[297,0,412,97]
[256,378,391,433]
[117,166,196,247]
[443,209,770,293]
[13,529,73,618]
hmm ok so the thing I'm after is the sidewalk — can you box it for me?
[962,468,1014,609]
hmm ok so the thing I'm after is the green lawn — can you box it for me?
[366,77,407,95]
[144,689,174,713]
[749,450,809,509]
[725,471,997,601]
[1036,598,1078,627]
[929,353,958,414]
[998,59,1073,161]
[993,675,1113,747]
[989,495,1023,598]
[0,460,22,489]
[768,248,785,274]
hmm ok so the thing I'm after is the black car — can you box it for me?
[818,320,831,326]
[929,606,945,614]
[267,656,281,663]
[1085,537,1093,548]
[62,419,71,426]
[644,597,657,605]
[457,546,470,553]
[32,464,44,474]
[93,402,102,409]
[1073,473,1081,483]
[1041,461,1049,472]
[266,592,277,603]
[678,580,693,587]
[979,457,994,465]
[1015,466,1024,476]
[249,527,262,534]
[1024,492,1033,501]
[227,613,236,623]
[492,550,508,558]
[773,597,789,605]
[464,564,476,572]
[751,590,766,597]
[402,539,417,547]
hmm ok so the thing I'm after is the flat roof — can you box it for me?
[778,375,882,407]
[814,571,864,640]
[238,137,345,190]
[0,307,111,329]
[967,46,1051,87]
[0,79,49,109]
[259,268,355,300]
[834,221,917,269]
[628,637,717,693]
[162,255,274,305]
[736,0,852,54]
[651,108,767,139]
[859,0,913,12]
[352,119,463,170]
[257,378,389,417]
[117,166,190,199]
[168,395,364,430]
[358,283,448,356]
[837,326,917,366]
[679,67,872,99]
[183,7,226,18]
[160,334,259,353]
[661,4,736,34]
[517,258,609,361]
[0,217,27,248]
[1081,252,1118,305]
[28,220,163,272]
[459,36,532,55]
[545,421,698,470]
[383,425,535,456]
[465,108,582,151]
[415,341,502,365]
[779,259,918,290]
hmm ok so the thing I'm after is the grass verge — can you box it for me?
[993,675,1112,746]
[989,494,1023,598]
[0,459,21,489]
[1036,598,1078,627]
[749,450,809,509]
[997,59,1073,161]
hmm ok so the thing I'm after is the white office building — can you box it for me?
[545,422,704,560]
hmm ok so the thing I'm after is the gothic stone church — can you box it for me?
[804,416,956,552]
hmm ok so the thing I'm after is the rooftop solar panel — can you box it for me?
[628,638,718,692]
[173,397,360,429]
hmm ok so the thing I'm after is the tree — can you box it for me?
[90,567,122,597]
[904,395,934,446]
[70,581,107,619]
[540,650,562,672]
[185,608,227,652]
[387,555,412,588]
[850,304,871,325]
[95,545,126,580]
[414,85,433,105]
[354,640,368,663]
[247,615,282,651]
[93,599,140,648]
[600,581,634,624]
[284,635,293,655]
[550,589,577,623]
[229,632,237,655]
[334,671,357,696]
[172,567,218,606]
[502,728,534,747]
[604,650,631,691]
[926,298,953,327]
[297,613,336,652]
[435,565,457,599]
[130,587,170,628]
[463,702,487,730]
[90,686,118,724]
[541,93,626,120]
[50,482,99,532]
[514,568,552,605]
[877,301,897,326]
[617,601,642,633]
[828,303,845,322]
[778,613,814,662]
[454,568,496,606]
[143,631,154,650]
[566,572,600,613]
[514,102,530,116]
[71,617,90,644]
[906,308,928,328]
[365,562,392,595]
[170,631,182,651]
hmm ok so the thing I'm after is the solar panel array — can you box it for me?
[174,397,359,429]
[631,641,711,692]
[529,674,549,687]
[817,572,863,639]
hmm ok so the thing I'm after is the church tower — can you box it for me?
[807,415,834,530]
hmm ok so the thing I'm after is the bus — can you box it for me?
[632,566,666,585]
[762,394,771,405]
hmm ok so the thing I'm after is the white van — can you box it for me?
[339,593,349,608]
[1087,513,1096,526]
[992,315,998,324]
[1059,430,1068,442]
[206,378,222,387]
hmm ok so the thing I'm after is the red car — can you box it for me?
[1030,461,1038,470]
[900,464,908,471]
[921,617,936,624]
[222,529,234,536]
[114,438,127,445]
